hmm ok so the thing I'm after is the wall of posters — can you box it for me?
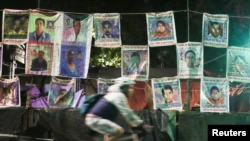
[200,77,229,113]
[94,13,121,47]
[122,45,149,80]
[177,42,203,79]
[146,11,177,47]
[202,13,229,48]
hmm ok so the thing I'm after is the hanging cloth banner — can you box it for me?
[48,77,75,108]
[26,10,63,76]
[227,47,250,82]
[151,77,182,111]
[122,45,149,80]
[202,13,229,48]
[94,13,121,47]
[177,42,203,79]
[200,77,229,113]
[2,9,30,45]
[146,11,177,47]
[97,78,115,94]
[0,77,21,107]
[59,13,93,78]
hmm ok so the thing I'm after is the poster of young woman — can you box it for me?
[48,77,75,108]
[202,13,229,48]
[94,13,121,47]
[2,9,29,45]
[122,45,149,80]
[200,77,229,113]
[146,11,177,47]
[0,77,20,107]
[151,77,182,111]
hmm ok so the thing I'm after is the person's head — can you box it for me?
[67,50,75,62]
[13,18,22,31]
[234,56,246,73]
[35,18,45,34]
[130,52,141,68]
[210,86,220,101]
[102,21,112,36]
[156,20,166,33]
[114,77,135,98]
[66,18,70,25]
[162,85,174,103]
[73,20,81,35]
[185,50,196,68]
[38,51,45,59]
[32,50,37,56]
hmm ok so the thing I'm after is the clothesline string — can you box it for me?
[36,8,250,19]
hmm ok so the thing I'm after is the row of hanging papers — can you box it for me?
[0,75,244,113]
[1,9,248,81]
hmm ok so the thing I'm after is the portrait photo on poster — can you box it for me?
[3,14,29,39]
[123,50,148,76]
[62,13,91,44]
[59,44,86,77]
[152,79,182,111]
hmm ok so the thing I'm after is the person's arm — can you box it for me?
[105,92,143,127]
[44,60,47,70]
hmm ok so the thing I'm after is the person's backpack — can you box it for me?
[79,94,105,117]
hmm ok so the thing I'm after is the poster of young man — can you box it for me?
[146,11,177,47]
[62,13,93,46]
[94,13,121,47]
[2,9,29,45]
[122,45,149,80]
[227,47,250,82]
[200,77,229,113]
[177,42,203,79]
[151,77,182,111]
[48,77,75,108]
[59,44,86,78]
[97,78,115,94]
[202,13,229,48]
[0,77,20,107]
[28,10,62,44]
[25,44,53,75]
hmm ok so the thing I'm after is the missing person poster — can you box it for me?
[97,78,115,94]
[177,42,203,79]
[146,11,177,47]
[0,77,20,107]
[48,77,75,108]
[94,13,121,47]
[122,45,149,80]
[202,13,229,48]
[200,77,229,113]
[2,9,29,45]
[227,47,250,82]
[151,77,182,111]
